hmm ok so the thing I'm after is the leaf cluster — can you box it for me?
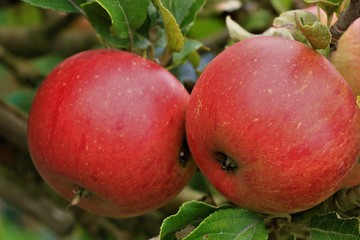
[21,0,207,69]
[160,200,360,240]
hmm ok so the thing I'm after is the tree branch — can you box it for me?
[0,45,41,86]
[0,99,29,152]
[0,174,75,236]
[330,0,360,50]
[0,13,95,58]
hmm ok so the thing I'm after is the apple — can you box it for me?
[341,163,360,188]
[27,49,196,218]
[306,6,360,188]
[329,18,360,95]
[305,6,360,95]
[186,36,360,214]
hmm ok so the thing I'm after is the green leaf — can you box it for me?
[263,27,294,39]
[0,4,42,26]
[99,0,149,38]
[188,51,201,69]
[188,17,225,40]
[160,200,232,240]
[152,0,184,52]
[160,0,206,33]
[270,0,293,13]
[82,2,125,48]
[172,39,207,69]
[242,8,274,32]
[82,0,149,49]
[0,216,42,240]
[226,15,294,42]
[226,16,254,42]
[21,0,86,13]
[310,212,360,240]
[273,10,320,44]
[294,12,331,49]
[183,208,268,240]
[304,0,342,18]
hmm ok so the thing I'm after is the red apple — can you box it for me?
[306,6,360,95]
[306,6,360,189]
[341,163,360,188]
[186,36,360,214]
[330,19,360,94]
[27,49,196,218]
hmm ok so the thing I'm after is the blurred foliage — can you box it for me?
[188,17,225,39]
[0,203,52,240]
[0,4,42,26]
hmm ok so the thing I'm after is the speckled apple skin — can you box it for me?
[186,36,360,214]
[28,50,196,218]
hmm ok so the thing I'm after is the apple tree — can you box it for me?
[0,0,360,239]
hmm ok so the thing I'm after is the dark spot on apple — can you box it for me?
[179,140,190,167]
[214,152,238,172]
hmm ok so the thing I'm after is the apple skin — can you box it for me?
[306,7,360,188]
[27,49,196,218]
[306,6,360,95]
[186,36,360,214]
[329,18,360,95]
[341,164,360,188]
[331,17,360,189]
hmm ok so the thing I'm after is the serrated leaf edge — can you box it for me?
[159,200,232,240]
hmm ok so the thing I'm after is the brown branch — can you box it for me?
[0,45,41,86]
[0,173,75,235]
[42,13,79,38]
[330,0,360,50]
[0,12,94,58]
[0,99,29,152]
[0,12,69,58]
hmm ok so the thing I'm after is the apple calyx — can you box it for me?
[68,186,90,209]
[214,152,238,172]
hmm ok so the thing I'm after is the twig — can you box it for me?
[0,99,29,152]
[42,13,79,38]
[0,13,92,58]
[330,0,360,50]
[0,45,41,86]
[0,174,75,236]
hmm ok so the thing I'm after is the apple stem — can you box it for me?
[67,187,90,209]
[214,152,238,172]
